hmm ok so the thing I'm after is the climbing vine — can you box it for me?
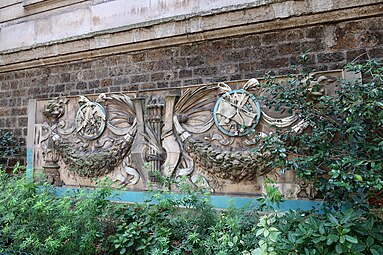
[256,56,383,209]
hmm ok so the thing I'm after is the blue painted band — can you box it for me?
[53,187,323,211]
[26,148,33,181]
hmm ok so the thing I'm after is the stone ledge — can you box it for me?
[1,0,381,51]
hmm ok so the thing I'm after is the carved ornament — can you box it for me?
[32,74,343,197]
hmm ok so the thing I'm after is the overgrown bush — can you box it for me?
[256,57,383,209]
[0,130,17,158]
[0,169,113,255]
[107,176,254,255]
[0,130,18,170]
[248,209,383,255]
[1,169,383,255]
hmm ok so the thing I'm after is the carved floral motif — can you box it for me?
[43,98,68,120]
[41,98,69,185]
[41,95,140,182]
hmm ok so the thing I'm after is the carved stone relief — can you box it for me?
[75,96,107,140]
[30,72,347,198]
[214,79,261,137]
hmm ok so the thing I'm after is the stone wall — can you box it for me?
[0,1,382,168]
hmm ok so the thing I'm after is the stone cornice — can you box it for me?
[0,1,382,73]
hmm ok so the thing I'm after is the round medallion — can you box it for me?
[213,89,261,136]
[75,102,107,140]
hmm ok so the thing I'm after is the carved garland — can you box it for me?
[54,138,130,178]
[183,136,272,182]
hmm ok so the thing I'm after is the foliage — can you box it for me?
[0,169,113,255]
[1,167,383,255]
[247,209,383,255]
[0,130,17,159]
[256,57,383,209]
[108,176,225,255]
[107,202,174,255]
[256,178,283,211]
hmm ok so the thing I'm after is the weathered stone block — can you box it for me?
[317,52,345,63]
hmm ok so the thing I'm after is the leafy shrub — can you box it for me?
[248,209,383,255]
[0,130,18,170]
[108,175,264,255]
[256,58,383,209]
[1,168,383,255]
[107,201,176,255]
[0,169,113,255]
[108,176,219,255]
[0,130,17,158]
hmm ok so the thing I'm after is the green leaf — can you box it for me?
[319,223,325,234]
[269,227,279,232]
[340,235,346,244]
[269,231,279,242]
[256,229,264,237]
[328,214,339,225]
[288,232,296,243]
[326,234,339,245]
[264,229,270,238]
[345,235,358,244]
[354,174,363,181]
[336,243,343,254]
[366,236,374,247]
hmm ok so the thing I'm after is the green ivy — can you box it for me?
[256,57,383,210]
[0,130,17,162]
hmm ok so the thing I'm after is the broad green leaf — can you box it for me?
[269,231,280,242]
[336,243,343,254]
[340,235,346,244]
[256,229,264,237]
[326,234,339,245]
[345,235,358,244]
[371,248,380,255]
[328,214,339,225]
[269,227,279,232]
[288,232,296,243]
[354,174,363,181]
[264,229,270,238]
[366,236,374,247]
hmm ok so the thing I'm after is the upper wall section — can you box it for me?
[2,0,277,51]
[2,0,268,50]
[0,0,382,72]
